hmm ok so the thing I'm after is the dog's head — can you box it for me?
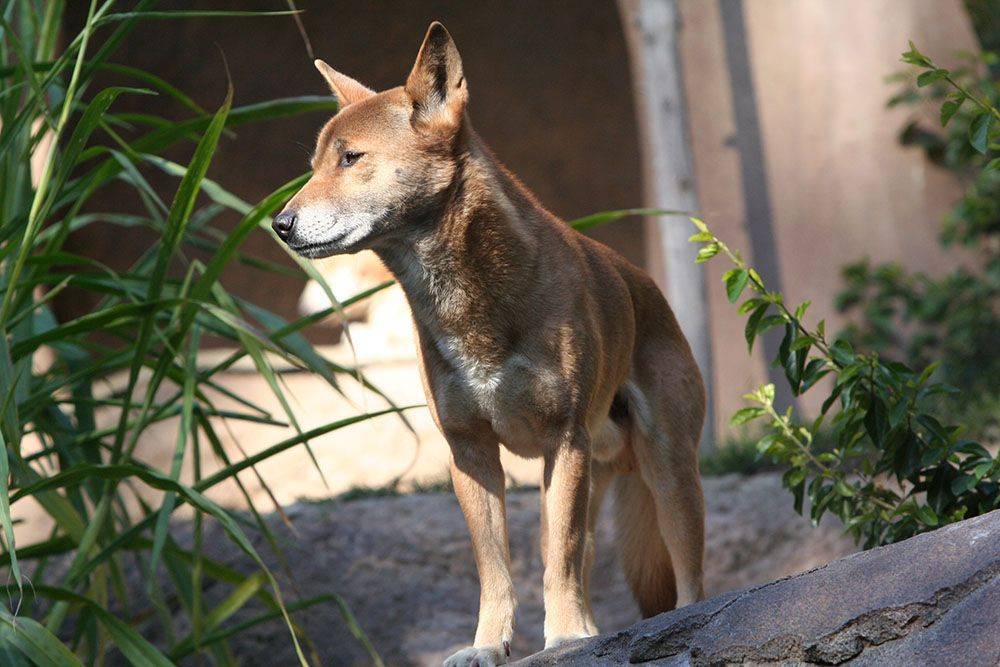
[273,22,468,258]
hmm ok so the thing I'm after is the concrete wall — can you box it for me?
[677,0,977,427]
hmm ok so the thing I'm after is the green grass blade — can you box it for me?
[171,594,334,660]
[0,610,81,667]
[96,10,299,25]
[114,87,232,462]
[9,586,172,667]
[76,405,418,583]
[18,461,310,664]
[0,0,101,323]
[202,571,267,636]
[149,325,199,578]
[568,207,691,232]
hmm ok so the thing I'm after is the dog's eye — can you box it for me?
[340,151,364,168]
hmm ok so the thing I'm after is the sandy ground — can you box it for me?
[188,472,856,666]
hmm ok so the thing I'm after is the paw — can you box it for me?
[443,643,509,667]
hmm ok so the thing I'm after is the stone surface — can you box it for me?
[516,510,1000,666]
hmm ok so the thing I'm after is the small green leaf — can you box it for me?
[950,474,978,495]
[915,505,939,526]
[756,433,779,455]
[916,361,940,386]
[790,335,813,352]
[901,41,932,67]
[800,358,831,392]
[940,95,965,126]
[916,69,947,87]
[744,302,770,352]
[696,243,720,263]
[724,268,750,303]
[835,480,855,497]
[794,300,811,320]
[820,382,844,415]
[757,314,786,337]
[731,406,766,426]
[783,467,807,489]
[738,297,765,315]
[969,111,994,154]
[569,208,687,232]
[830,339,855,366]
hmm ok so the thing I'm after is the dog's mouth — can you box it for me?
[289,238,345,259]
[285,210,393,259]
[288,226,358,258]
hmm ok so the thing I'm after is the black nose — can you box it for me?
[272,211,296,240]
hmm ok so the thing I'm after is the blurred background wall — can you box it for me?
[63,0,979,436]
[679,0,978,425]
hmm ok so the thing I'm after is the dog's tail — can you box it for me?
[608,375,705,617]
[611,468,677,617]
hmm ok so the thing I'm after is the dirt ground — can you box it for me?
[200,472,856,666]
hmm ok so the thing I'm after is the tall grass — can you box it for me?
[0,2,405,663]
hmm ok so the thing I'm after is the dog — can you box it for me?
[273,22,706,666]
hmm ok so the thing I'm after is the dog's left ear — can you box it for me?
[405,22,467,132]
[314,59,374,109]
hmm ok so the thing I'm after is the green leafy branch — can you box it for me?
[902,41,1000,160]
[689,217,999,548]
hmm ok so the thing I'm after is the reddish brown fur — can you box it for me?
[276,22,706,666]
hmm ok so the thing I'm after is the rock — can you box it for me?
[515,509,1000,666]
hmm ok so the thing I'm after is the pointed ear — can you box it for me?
[314,59,374,109]
[405,22,467,130]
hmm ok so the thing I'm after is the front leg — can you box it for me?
[541,426,593,647]
[444,433,515,667]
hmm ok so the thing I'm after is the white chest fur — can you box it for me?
[432,334,559,455]
[436,335,505,411]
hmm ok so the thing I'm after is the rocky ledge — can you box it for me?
[517,510,999,666]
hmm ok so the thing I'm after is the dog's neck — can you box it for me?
[374,131,539,357]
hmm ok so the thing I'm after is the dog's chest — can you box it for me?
[440,336,503,404]
[432,335,563,452]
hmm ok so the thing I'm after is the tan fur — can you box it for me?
[275,22,706,666]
